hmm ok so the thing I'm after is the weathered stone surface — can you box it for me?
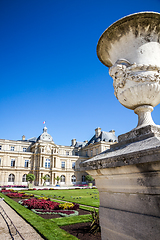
[118,124,160,143]
[82,136,160,170]
[99,206,160,240]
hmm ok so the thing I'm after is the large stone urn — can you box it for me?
[97,11,160,128]
[82,12,160,240]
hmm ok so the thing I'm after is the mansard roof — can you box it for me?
[74,141,87,148]
[87,130,118,145]
[26,137,37,142]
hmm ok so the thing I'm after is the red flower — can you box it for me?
[21,198,60,210]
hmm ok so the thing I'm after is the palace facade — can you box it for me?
[0,127,118,186]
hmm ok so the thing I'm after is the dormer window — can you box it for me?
[0,146,2,150]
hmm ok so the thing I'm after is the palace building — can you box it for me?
[0,127,118,186]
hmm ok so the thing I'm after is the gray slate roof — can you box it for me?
[74,141,87,148]
[87,131,118,145]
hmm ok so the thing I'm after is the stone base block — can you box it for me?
[100,206,160,240]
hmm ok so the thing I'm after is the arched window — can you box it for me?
[45,159,50,168]
[22,174,27,182]
[8,174,15,182]
[71,175,76,183]
[45,174,50,182]
[60,175,65,183]
[82,175,86,182]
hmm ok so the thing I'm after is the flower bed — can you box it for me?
[19,198,60,210]
[2,190,34,198]
[1,189,13,193]
[18,198,80,217]
[0,185,27,188]
[31,209,78,217]
[6,193,25,198]
[59,202,79,210]
[6,192,34,198]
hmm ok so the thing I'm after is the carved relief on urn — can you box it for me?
[97,12,160,128]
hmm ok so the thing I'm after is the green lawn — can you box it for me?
[23,188,100,207]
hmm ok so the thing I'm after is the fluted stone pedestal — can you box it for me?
[82,125,160,240]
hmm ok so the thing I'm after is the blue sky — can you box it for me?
[1,0,160,145]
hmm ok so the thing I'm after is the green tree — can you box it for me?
[54,176,60,184]
[26,173,35,183]
[41,175,50,183]
[86,175,94,183]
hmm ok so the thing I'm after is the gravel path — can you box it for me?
[0,199,44,240]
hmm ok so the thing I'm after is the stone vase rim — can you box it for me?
[97,11,160,68]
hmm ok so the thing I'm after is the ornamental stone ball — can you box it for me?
[97,12,160,129]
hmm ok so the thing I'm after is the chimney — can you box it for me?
[22,135,25,141]
[71,139,76,146]
[109,130,115,134]
[95,127,101,138]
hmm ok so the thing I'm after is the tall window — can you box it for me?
[45,159,50,168]
[23,148,27,152]
[24,160,29,168]
[0,145,2,150]
[71,175,76,183]
[82,175,86,182]
[22,174,27,182]
[66,151,69,155]
[61,161,65,169]
[96,148,98,155]
[72,162,75,170]
[11,146,14,151]
[91,150,93,157]
[11,159,15,167]
[60,175,65,182]
[8,174,15,182]
[0,158,1,166]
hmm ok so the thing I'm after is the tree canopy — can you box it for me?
[26,173,35,183]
